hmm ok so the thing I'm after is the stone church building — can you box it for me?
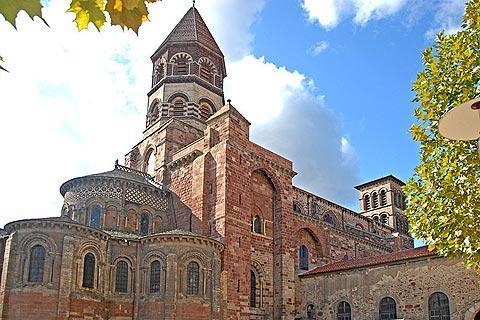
[0,5,479,320]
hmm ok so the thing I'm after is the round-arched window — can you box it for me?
[252,215,262,234]
[145,149,155,176]
[89,204,102,229]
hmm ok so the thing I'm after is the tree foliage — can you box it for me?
[0,0,159,33]
[405,0,480,270]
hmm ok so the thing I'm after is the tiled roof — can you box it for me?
[157,7,223,56]
[301,246,436,277]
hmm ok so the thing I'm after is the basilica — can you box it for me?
[0,5,479,320]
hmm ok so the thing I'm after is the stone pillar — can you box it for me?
[56,236,75,319]
[165,253,177,320]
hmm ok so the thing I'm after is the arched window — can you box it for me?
[187,261,199,295]
[28,245,46,283]
[140,212,150,236]
[380,213,389,224]
[293,202,302,213]
[429,292,450,320]
[89,204,102,229]
[364,194,371,210]
[379,297,397,319]
[380,190,387,206]
[306,304,315,320]
[199,103,212,121]
[150,260,161,293]
[372,192,379,208]
[145,148,155,176]
[115,261,128,293]
[172,97,186,116]
[324,212,336,227]
[373,216,379,222]
[250,270,258,307]
[337,301,352,320]
[82,253,95,289]
[154,61,165,84]
[252,215,262,234]
[299,245,309,270]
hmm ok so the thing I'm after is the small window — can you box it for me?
[145,149,155,176]
[150,260,161,294]
[372,192,379,208]
[324,212,336,227]
[299,245,309,271]
[293,202,302,213]
[199,103,212,121]
[380,190,387,206]
[89,204,102,229]
[250,270,258,307]
[337,301,351,320]
[252,215,262,234]
[176,59,188,75]
[140,212,150,236]
[379,297,397,319]
[82,253,95,289]
[364,195,371,210]
[115,261,129,293]
[373,216,379,222]
[28,245,46,283]
[380,213,389,224]
[429,292,450,320]
[187,261,200,295]
[306,304,315,320]
[173,98,186,116]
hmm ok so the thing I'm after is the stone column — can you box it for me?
[56,236,75,320]
[165,253,177,320]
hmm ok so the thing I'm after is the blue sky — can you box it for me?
[0,0,466,230]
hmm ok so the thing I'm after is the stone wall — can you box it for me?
[300,256,480,320]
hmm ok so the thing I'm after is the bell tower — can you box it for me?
[125,5,227,184]
[146,5,226,130]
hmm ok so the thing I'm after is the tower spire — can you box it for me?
[192,0,195,8]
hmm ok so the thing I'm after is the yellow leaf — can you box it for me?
[106,0,148,34]
[68,0,106,31]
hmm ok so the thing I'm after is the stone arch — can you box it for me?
[250,260,265,308]
[250,167,282,195]
[178,251,209,296]
[170,52,193,63]
[144,146,156,176]
[198,97,216,121]
[77,241,104,290]
[147,98,161,126]
[423,288,455,319]
[18,233,57,285]
[167,92,190,104]
[294,227,325,265]
[322,210,338,227]
[465,300,480,320]
[198,57,217,74]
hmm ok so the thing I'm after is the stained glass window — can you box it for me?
[82,253,95,289]
[115,261,128,293]
[299,245,309,271]
[187,261,199,295]
[150,260,161,293]
[89,205,102,229]
[28,245,46,283]
[140,213,149,236]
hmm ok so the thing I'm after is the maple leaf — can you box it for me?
[68,0,107,31]
[106,0,149,34]
[0,0,44,28]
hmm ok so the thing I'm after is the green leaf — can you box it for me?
[68,0,107,31]
[0,0,44,28]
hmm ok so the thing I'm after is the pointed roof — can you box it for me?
[156,6,223,57]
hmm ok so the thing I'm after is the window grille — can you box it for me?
[429,292,450,320]
[140,213,149,235]
[299,245,309,270]
[373,192,379,208]
[187,261,199,295]
[337,301,351,320]
[115,261,128,293]
[250,270,258,307]
[379,297,397,319]
[150,260,161,293]
[28,245,46,283]
[82,253,95,289]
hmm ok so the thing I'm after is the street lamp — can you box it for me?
[438,97,480,156]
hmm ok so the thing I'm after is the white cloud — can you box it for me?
[309,41,329,55]
[425,0,465,38]
[302,0,406,29]
[0,0,358,227]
